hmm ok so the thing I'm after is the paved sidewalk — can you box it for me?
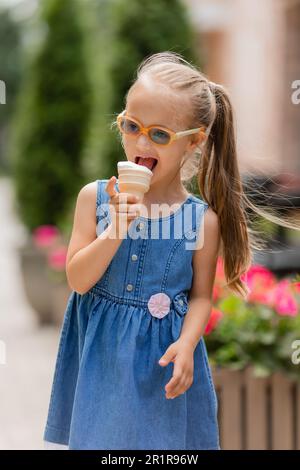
[0,176,60,450]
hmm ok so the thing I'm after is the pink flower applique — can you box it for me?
[148,292,171,319]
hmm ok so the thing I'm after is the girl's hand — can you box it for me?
[105,176,141,238]
[158,339,195,399]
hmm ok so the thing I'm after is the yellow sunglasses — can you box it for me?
[116,110,206,146]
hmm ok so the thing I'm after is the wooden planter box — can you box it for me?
[212,366,300,450]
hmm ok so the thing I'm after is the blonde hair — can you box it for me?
[123,51,300,299]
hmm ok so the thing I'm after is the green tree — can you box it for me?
[10,0,91,232]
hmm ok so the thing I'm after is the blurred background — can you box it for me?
[0,0,299,450]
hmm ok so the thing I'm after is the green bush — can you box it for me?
[10,0,91,232]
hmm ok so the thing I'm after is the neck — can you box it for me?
[143,176,189,206]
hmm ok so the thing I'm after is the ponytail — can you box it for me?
[199,82,251,297]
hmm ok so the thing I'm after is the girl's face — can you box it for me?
[121,77,201,186]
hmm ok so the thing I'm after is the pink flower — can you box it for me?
[292,281,300,294]
[204,308,223,335]
[271,279,298,317]
[32,225,60,248]
[148,293,171,319]
[215,257,225,282]
[212,257,230,301]
[241,265,277,305]
[47,246,68,271]
[212,284,222,303]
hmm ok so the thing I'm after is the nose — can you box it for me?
[136,131,152,150]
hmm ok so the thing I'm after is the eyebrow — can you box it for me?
[126,112,174,130]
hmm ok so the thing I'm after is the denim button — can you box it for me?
[178,299,184,306]
[137,222,145,230]
[126,284,133,292]
[131,254,138,261]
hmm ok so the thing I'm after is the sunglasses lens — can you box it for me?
[149,128,170,145]
[120,117,140,135]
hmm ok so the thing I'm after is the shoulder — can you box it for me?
[77,180,98,203]
[77,178,112,200]
[203,206,219,231]
[192,196,220,250]
[202,207,220,252]
[74,180,102,218]
[198,196,219,239]
[76,179,114,225]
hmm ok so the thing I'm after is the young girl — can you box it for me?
[43,51,274,450]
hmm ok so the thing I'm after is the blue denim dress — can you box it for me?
[43,179,220,450]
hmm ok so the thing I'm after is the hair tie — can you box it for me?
[208,80,216,93]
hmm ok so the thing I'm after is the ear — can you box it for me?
[187,129,207,151]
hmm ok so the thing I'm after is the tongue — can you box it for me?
[137,157,156,170]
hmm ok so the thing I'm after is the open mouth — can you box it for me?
[135,156,158,172]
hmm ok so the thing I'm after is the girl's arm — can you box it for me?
[178,207,221,349]
[66,179,140,295]
[158,208,221,399]
[65,182,124,295]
